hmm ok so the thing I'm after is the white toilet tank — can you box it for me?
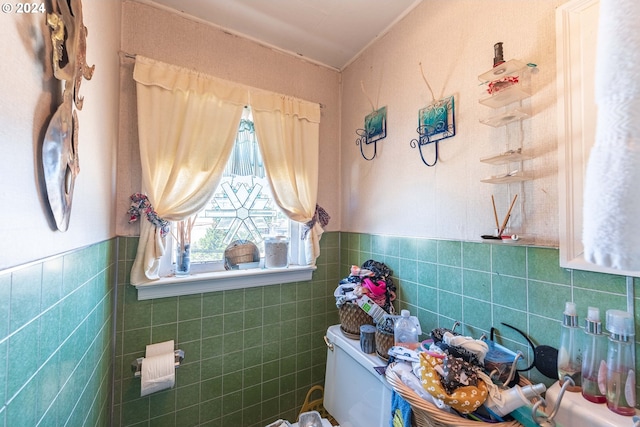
[323,325,392,427]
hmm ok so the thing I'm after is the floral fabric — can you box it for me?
[419,352,488,414]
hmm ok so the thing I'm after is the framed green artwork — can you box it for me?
[364,106,387,143]
[356,106,388,160]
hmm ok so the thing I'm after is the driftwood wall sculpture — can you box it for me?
[42,0,94,231]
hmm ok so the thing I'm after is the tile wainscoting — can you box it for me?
[0,240,115,427]
[1,233,636,427]
[113,234,341,427]
[340,232,638,389]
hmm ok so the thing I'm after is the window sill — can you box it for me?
[134,265,316,300]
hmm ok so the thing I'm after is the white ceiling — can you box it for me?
[139,0,423,70]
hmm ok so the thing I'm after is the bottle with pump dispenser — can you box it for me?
[605,309,636,416]
[557,301,582,391]
[581,306,608,403]
[394,309,420,350]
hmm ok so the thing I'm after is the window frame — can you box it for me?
[134,264,315,300]
[135,115,313,300]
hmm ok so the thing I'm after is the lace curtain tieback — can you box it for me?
[302,204,330,239]
[127,193,170,237]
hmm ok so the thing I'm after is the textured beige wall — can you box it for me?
[117,0,572,247]
[116,0,342,236]
[341,0,568,246]
[0,1,120,269]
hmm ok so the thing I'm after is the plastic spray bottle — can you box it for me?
[557,301,582,392]
[581,306,607,403]
[605,309,636,416]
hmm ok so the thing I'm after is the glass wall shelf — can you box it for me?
[479,83,530,108]
[479,108,530,127]
[481,170,531,184]
[480,148,532,165]
[478,59,531,109]
[478,59,528,83]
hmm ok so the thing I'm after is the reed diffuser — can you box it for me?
[174,215,196,276]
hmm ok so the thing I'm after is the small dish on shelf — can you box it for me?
[480,234,532,245]
[480,148,532,165]
[479,108,530,127]
[481,170,531,184]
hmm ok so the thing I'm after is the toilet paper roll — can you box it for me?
[141,340,175,397]
[146,340,174,357]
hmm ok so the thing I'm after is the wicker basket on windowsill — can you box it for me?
[386,365,531,427]
[224,240,260,270]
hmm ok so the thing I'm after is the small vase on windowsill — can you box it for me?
[174,215,196,277]
[176,243,191,276]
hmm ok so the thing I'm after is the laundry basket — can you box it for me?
[299,385,338,426]
[338,302,374,339]
[375,328,394,361]
[386,366,529,427]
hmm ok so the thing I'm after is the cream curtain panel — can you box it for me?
[251,92,321,265]
[131,56,248,284]
[130,56,322,284]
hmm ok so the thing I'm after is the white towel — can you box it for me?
[583,0,640,271]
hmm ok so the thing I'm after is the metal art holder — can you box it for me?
[410,125,437,166]
[355,128,379,160]
[131,349,185,378]
[410,96,456,167]
[356,106,387,161]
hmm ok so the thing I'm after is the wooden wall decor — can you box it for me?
[42,0,94,231]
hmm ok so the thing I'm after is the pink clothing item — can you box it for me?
[362,277,387,297]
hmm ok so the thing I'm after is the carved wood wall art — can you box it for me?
[43,0,94,231]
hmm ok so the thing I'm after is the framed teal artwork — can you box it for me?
[410,96,455,166]
[364,106,387,143]
[418,96,455,143]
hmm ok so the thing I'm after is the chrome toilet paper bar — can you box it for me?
[131,349,184,378]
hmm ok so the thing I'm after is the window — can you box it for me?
[167,108,299,275]
[131,56,321,294]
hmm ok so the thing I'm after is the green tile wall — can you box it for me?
[0,240,115,427]
[113,233,341,427]
[340,233,640,394]
[5,231,632,426]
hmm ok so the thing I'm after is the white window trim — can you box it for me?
[134,264,315,300]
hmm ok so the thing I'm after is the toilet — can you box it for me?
[323,324,393,427]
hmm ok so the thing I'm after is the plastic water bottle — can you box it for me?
[394,310,419,350]
[605,309,636,416]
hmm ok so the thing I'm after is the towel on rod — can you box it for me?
[583,0,640,271]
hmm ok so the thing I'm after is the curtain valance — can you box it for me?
[133,55,249,106]
[250,90,321,123]
[133,55,321,122]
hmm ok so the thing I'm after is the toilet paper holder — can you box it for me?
[131,349,185,378]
